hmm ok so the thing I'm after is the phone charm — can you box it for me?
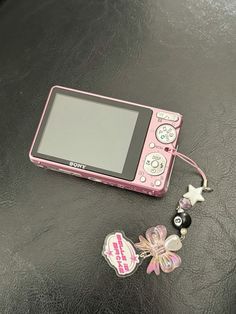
[102,149,213,277]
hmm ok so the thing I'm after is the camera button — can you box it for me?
[140,176,146,183]
[144,153,166,176]
[156,124,176,144]
[151,160,159,168]
[155,180,161,186]
[157,112,179,122]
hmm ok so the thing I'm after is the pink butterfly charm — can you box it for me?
[134,225,182,275]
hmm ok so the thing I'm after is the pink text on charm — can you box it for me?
[102,231,140,277]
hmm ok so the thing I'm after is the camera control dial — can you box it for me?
[144,153,166,176]
[156,124,176,144]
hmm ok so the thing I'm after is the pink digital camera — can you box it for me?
[29,86,183,196]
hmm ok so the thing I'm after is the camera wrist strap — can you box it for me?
[102,150,212,277]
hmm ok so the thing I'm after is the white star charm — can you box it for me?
[183,184,205,206]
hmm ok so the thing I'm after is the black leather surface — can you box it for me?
[1,0,236,313]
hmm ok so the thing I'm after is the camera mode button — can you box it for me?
[156,124,176,144]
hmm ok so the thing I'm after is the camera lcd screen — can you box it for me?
[32,88,152,180]
[38,93,138,173]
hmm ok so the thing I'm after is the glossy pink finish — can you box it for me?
[29,86,183,197]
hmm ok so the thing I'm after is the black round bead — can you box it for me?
[172,212,192,229]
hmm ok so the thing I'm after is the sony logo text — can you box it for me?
[69,161,86,169]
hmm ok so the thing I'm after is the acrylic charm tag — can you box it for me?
[102,231,140,277]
